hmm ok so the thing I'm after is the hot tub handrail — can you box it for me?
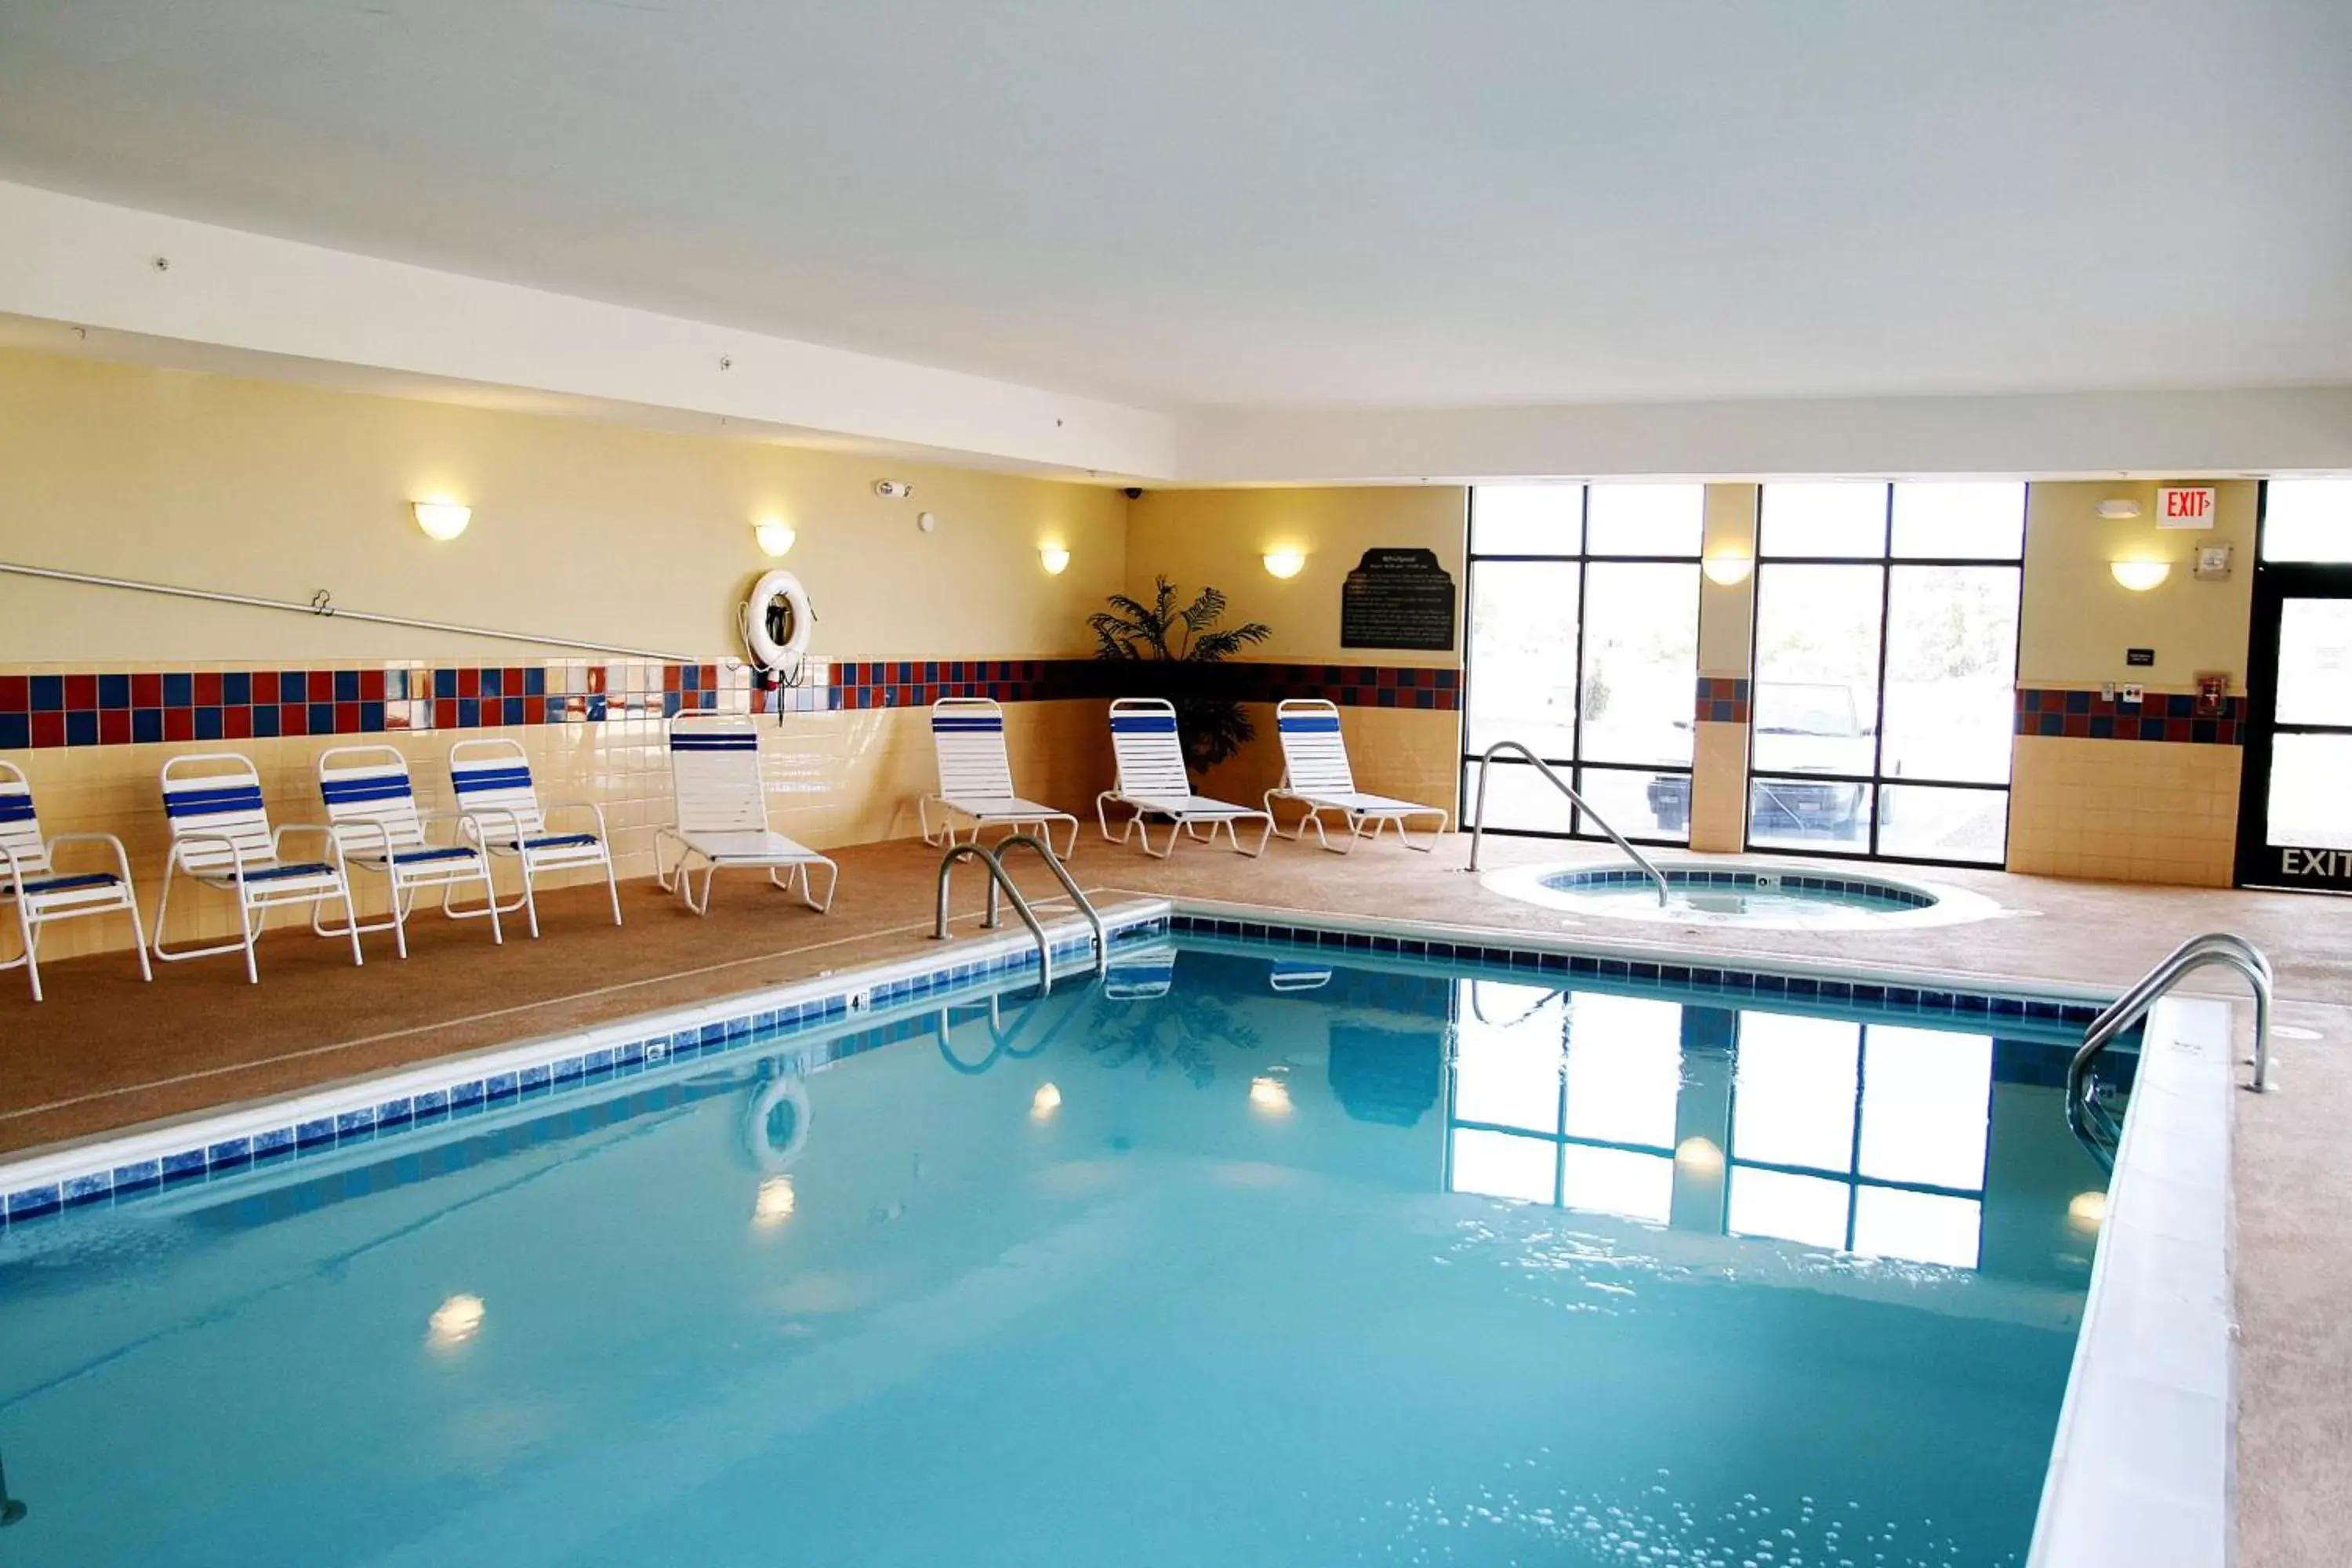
[1465,740,1670,906]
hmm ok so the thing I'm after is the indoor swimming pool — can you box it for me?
[0,934,2118,1567]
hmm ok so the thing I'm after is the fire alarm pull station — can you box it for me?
[2196,673,2229,717]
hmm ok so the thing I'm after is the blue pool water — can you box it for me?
[0,940,2111,1566]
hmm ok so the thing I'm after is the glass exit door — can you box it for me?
[2238,481,2352,891]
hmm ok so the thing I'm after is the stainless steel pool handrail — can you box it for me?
[2069,931,2274,1098]
[993,833,1106,965]
[1464,740,1670,906]
[932,836,1104,992]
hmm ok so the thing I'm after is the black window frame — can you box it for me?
[1460,484,1704,850]
[2234,478,2352,892]
[1744,481,2026,870]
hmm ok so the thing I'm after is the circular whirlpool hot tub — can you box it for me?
[1483,858,2005,931]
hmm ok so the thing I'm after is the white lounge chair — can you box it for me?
[154,753,364,983]
[1095,698,1272,858]
[1265,699,1449,852]
[448,738,622,937]
[917,698,1080,857]
[1102,948,1177,1000]
[317,746,504,958]
[654,715,838,915]
[1,760,151,1001]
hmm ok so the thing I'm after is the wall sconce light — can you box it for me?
[1039,546,1071,575]
[411,501,472,542]
[2109,559,2172,592]
[1262,549,1306,579]
[2097,498,2144,521]
[753,518,797,557]
[1700,550,1755,586]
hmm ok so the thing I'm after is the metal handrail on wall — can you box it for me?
[2069,931,2275,1100]
[1463,739,1671,906]
[933,833,1105,992]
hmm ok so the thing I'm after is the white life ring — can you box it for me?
[741,1068,811,1174]
[745,569,814,670]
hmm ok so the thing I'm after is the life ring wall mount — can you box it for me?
[741,568,815,685]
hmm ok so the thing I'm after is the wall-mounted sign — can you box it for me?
[2126,648,2155,666]
[2157,486,2218,528]
[1341,548,1457,652]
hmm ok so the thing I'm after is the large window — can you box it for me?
[1748,481,2024,865]
[1462,485,1704,845]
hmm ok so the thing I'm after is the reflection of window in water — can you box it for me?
[1446,983,1994,1270]
[1728,1013,1990,1269]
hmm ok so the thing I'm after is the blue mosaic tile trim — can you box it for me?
[1163,913,2102,1028]
[1543,866,1936,910]
[1,913,1174,1233]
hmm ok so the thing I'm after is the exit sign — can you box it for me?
[2157,486,2218,528]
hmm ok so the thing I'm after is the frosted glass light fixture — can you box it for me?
[1039,546,1071,575]
[1700,550,1755,586]
[2109,559,2172,592]
[412,501,472,541]
[753,518,797,557]
[1262,549,1306,579]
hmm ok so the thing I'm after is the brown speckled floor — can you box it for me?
[4,832,2346,1565]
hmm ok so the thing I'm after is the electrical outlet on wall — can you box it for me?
[2121,684,2144,705]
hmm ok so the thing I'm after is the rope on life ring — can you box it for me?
[741,569,814,681]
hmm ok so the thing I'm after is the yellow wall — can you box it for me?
[1121,485,1469,818]
[2005,480,2256,887]
[2017,481,2256,691]
[0,348,1136,961]
[0,350,1127,663]
[1123,485,1468,665]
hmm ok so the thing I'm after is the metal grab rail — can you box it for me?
[932,834,1105,992]
[2069,931,2274,1099]
[993,833,1106,964]
[1464,740,1670,905]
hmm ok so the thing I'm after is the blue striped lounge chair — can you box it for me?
[653,715,838,916]
[918,697,1080,858]
[1,760,151,1001]
[316,745,504,958]
[1265,699,1449,852]
[1101,947,1177,1001]
[448,738,622,937]
[1095,698,1272,858]
[153,753,365,983]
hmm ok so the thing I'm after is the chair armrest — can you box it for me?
[544,797,610,840]
[42,830,137,887]
[455,804,527,844]
[0,838,29,897]
[289,821,368,865]
[172,830,255,887]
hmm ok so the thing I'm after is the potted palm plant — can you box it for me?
[1089,577,1272,772]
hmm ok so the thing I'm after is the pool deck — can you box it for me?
[5,831,2347,1566]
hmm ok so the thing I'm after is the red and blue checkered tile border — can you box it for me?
[830,658,1460,712]
[0,664,739,750]
[1695,676,1751,725]
[2013,688,2244,745]
[1,658,1461,749]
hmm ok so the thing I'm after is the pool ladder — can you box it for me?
[1463,739,1671,906]
[933,833,1105,992]
[2067,934,2273,1160]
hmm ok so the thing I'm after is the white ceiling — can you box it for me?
[0,1,2347,412]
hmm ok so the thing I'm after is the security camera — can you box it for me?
[875,479,913,499]
[1122,486,1143,500]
